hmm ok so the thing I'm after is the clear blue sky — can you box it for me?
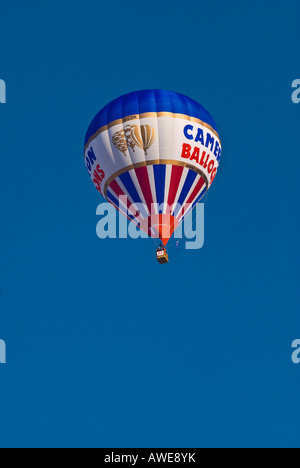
[0,0,300,448]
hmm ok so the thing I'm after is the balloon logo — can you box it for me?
[131,125,156,156]
[124,125,136,152]
[112,124,156,156]
[112,130,128,157]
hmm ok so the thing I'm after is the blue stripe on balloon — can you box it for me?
[118,171,148,218]
[153,165,166,213]
[106,190,135,220]
[181,186,207,223]
[173,170,198,217]
[119,171,143,205]
[85,90,219,146]
[106,190,122,211]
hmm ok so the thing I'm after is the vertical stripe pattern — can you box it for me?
[106,163,207,244]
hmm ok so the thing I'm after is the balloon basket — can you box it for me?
[156,248,169,264]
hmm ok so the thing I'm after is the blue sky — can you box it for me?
[0,0,300,448]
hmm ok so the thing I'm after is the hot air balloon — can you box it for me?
[84,90,222,262]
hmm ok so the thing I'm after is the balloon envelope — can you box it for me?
[84,90,221,245]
